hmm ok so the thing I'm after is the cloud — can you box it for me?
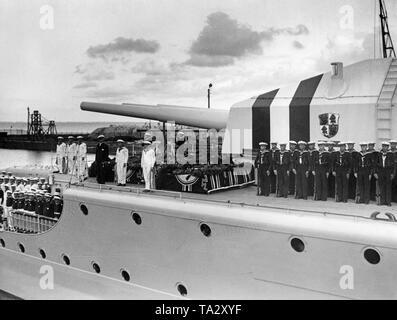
[85,87,134,99]
[86,37,160,60]
[73,82,97,89]
[186,12,309,67]
[131,58,172,75]
[82,69,115,81]
[268,24,309,36]
[317,31,374,70]
[189,12,267,58]
[185,54,234,67]
[293,40,304,49]
[74,64,86,74]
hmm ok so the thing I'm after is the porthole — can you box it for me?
[200,223,211,237]
[0,238,5,247]
[364,248,381,265]
[80,204,88,216]
[121,269,130,282]
[62,254,71,265]
[290,237,305,253]
[176,283,188,297]
[39,248,46,259]
[132,212,142,225]
[91,262,101,274]
[18,242,25,253]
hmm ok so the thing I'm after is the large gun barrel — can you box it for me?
[80,102,228,130]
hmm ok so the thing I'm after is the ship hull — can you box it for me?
[1,183,397,299]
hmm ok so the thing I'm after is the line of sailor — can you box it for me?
[56,135,88,182]
[0,172,63,231]
[255,140,397,206]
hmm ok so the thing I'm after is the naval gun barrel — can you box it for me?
[80,102,228,130]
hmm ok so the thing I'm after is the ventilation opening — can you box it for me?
[177,283,188,297]
[121,269,130,282]
[39,248,46,259]
[18,242,25,253]
[0,239,5,248]
[200,223,211,237]
[80,204,88,216]
[132,212,142,225]
[92,262,101,274]
[62,254,70,265]
[331,62,343,78]
[364,248,381,265]
[290,237,305,253]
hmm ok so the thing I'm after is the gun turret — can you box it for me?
[80,102,228,130]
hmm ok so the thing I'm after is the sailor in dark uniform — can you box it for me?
[354,142,372,204]
[390,140,397,203]
[293,141,310,200]
[367,142,379,201]
[312,141,330,201]
[347,141,359,200]
[254,142,272,196]
[269,142,280,194]
[288,141,297,195]
[333,142,352,203]
[307,141,317,197]
[274,142,291,198]
[95,135,109,184]
[375,142,395,206]
[327,141,337,198]
[0,176,3,206]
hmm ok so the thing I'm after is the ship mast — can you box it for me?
[379,0,396,58]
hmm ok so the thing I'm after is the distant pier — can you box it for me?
[0,133,89,152]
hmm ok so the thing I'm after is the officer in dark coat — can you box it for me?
[327,141,337,198]
[312,141,330,201]
[288,141,297,195]
[255,142,272,196]
[354,142,373,204]
[390,140,397,203]
[367,142,379,201]
[375,142,395,206]
[95,135,109,184]
[293,141,310,200]
[347,142,359,200]
[269,142,280,194]
[333,142,352,203]
[273,142,291,198]
[307,141,317,197]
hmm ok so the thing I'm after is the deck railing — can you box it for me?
[7,211,58,233]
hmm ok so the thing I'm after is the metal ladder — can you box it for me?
[376,59,397,144]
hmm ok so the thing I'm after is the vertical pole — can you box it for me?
[207,88,210,109]
[207,83,212,109]
[27,107,30,135]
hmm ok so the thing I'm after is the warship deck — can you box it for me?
[55,174,397,221]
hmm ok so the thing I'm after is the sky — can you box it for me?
[0,0,396,122]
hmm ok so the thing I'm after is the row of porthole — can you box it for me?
[0,237,189,296]
[80,204,383,266]
[80,204,143,226]
[289,238,381,264]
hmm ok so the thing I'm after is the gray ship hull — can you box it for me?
[1,177,397,299]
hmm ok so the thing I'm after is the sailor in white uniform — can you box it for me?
[24,178,31,192]
[19,178,28,192]
[115,139,129,186]
[56,137,67,174]
[31,177,39,190]
[66,136,78,175]
[76,136,88,182]
[141,141,156,190]
[15,177,24,192]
